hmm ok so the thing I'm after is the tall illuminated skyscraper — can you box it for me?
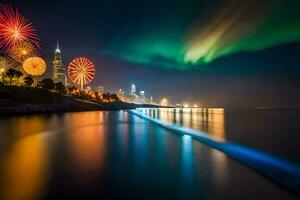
[139,91,145,103]
[117,89,125,101]
[149,96,154,104]
[52,41,67,85]
[131,83,136,95]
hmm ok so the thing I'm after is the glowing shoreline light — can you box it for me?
[68,57,95,90]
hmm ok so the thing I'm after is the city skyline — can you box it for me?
[48,42,162,103]
[49,43,161,104]
[1,0,300,108]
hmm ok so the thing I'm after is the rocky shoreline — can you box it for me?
[0,99,97,116]
[0,86,160,116]
[0,99,157,117]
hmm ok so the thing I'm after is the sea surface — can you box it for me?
[0,109,299,199]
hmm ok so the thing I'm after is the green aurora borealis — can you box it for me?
[104,0,300,69]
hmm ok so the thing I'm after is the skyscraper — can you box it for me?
[118,89,125,101]
[131,83,136,95]
[118,89,124,96]
[149,96,154,104]
[97,86,105,94]
[139,91,145,104]
[52,41,67,85]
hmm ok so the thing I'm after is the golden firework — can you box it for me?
[68,57,95,90]
[22,57,46,76]
[0,56,17,73]
[9,41,39,63]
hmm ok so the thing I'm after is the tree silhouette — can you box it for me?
[24,76,34,87]
[68,86,77,91]
[67,86,78,95]
[41,78,55,91]
[15,70,23,85]
[6,68,16,85]
[101,92,120,102]
[110,93,121,102]
[55,82,66,94]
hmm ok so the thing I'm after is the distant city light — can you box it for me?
[183,103,189,108]
[86,86,92,91]
[160,98,168,106]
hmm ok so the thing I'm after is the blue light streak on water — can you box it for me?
[180,134,196,199]
[128,109,300,193]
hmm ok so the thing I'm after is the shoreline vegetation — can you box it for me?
[0,85,159,116]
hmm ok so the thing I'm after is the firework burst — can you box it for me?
[68,57,95,90]
[22,57,46,76]
[9,41,39,63]
[0,4,40,52]
[0,56,17,72]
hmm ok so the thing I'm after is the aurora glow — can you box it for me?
[104,0,300,69]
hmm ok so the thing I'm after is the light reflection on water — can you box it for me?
[69,126,106,177]
[116,112,129,154]
[1,133,48,200]
[180,135,195,199]
[137,108,225,141]
[181,135,194,179]
[0,111,297,199]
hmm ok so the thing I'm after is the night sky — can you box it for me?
[3,0,300,108]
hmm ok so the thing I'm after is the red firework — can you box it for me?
[0,4,40,52]
[68,57,96,90]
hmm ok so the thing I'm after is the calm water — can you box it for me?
[0,110,299,199]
